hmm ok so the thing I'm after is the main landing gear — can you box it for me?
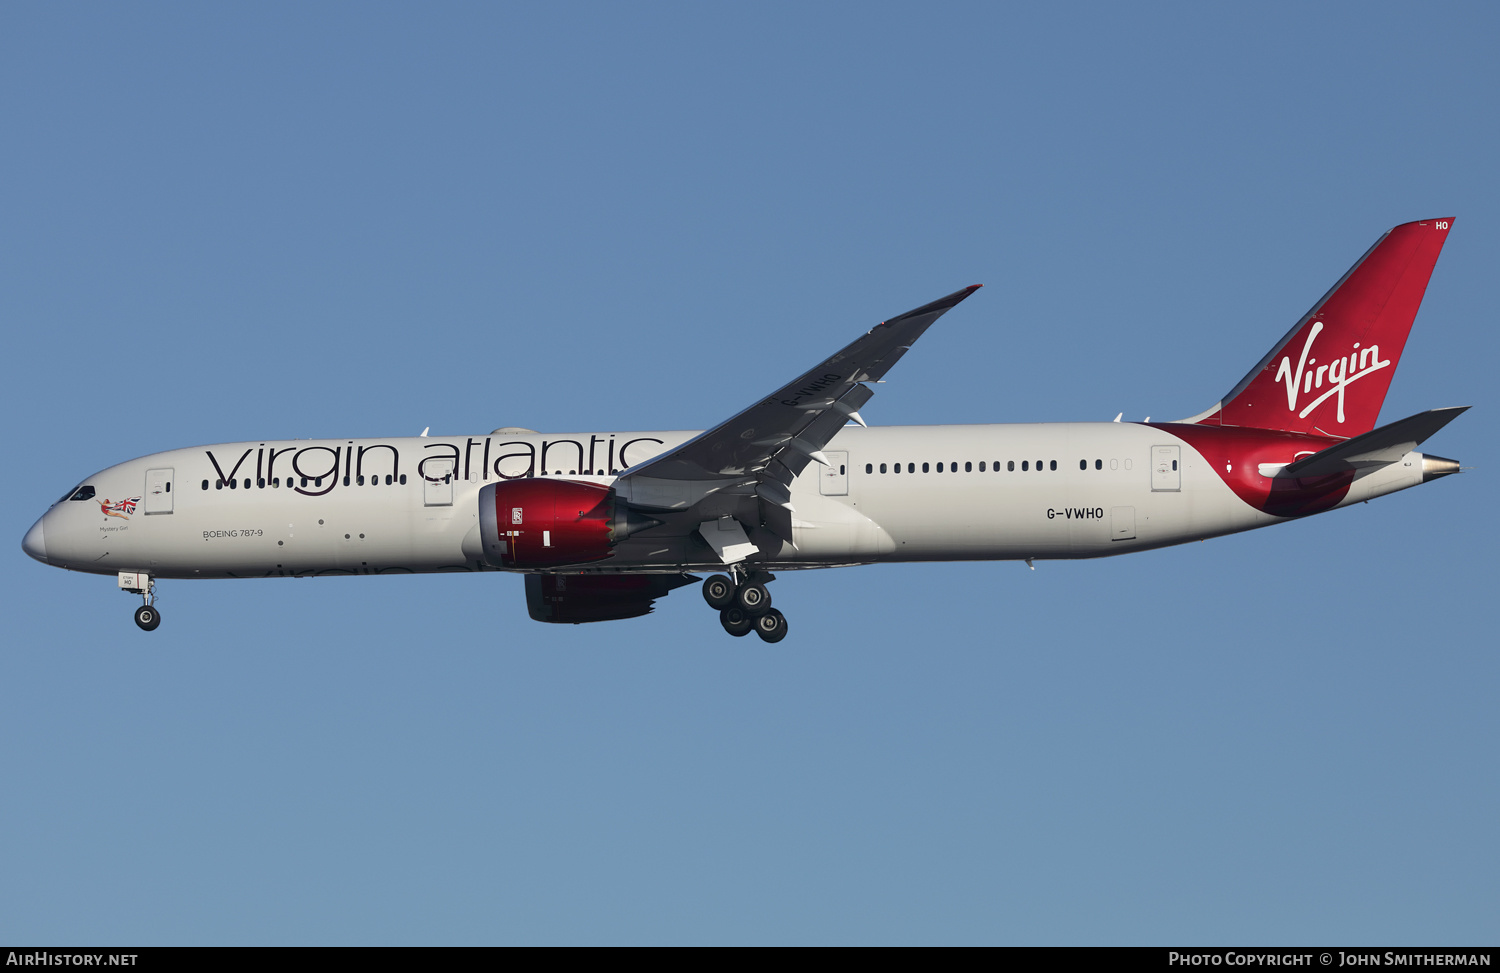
[702,569,787,643]
[121,572,161,632]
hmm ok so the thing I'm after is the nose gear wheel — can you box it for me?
[134,604,161,631]
[126,575,161,632]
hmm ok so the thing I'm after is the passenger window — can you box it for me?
[400,474,406,485]
[386,475,394,485]
[1096,459,1102,470]
[1008,461,1014,471]
[865,463,872,474]
[907,463,914,473]
[950,461,957,472]
[1050,460,1056,471]
[936,462,943,472]
[1172,460,1178,471]
[879,463,887,473]
[1079,459,1087,470]
[1021,461,1028,471]
[922,462,929,473]
[979,462,986,472]
[965,462,972,472]
[201,480,209,491]
[258,478,265,488]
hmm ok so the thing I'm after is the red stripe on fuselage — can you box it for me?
[1145,423,1353,518]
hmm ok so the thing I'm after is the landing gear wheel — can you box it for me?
[134,604,161,632]
[735,582,771,616]
[702,574,735,610]
[719,606,753,637]
[753,608,788,643]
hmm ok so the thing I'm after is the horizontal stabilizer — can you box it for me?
[1279,406,1469,478]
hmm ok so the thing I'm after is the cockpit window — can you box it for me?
[65,485,96,502]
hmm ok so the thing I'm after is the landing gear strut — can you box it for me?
[705,569,786,642]
[121,572,161,632]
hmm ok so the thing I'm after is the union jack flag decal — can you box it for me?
[100,496,140,520]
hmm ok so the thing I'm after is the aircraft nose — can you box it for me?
[22,517,47,563]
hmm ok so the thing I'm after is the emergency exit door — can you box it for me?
[144,468,174,514]
[819,451,849,496]
[423,458,455,506]
[1151,446,1181,492]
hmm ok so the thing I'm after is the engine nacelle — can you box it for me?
[525,573,696,623]
[477,479,660,568]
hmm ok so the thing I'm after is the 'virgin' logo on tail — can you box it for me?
[1274,321,1390,424]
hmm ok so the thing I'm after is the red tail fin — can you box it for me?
[1202,218,1453,437]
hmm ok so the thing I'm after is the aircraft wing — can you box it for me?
[613,285,981,535]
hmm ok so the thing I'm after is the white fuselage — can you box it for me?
[28,423,1429,581]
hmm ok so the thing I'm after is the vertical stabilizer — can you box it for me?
[1198,218,1453,437]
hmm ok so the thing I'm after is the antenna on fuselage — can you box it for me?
[419,427,429,437]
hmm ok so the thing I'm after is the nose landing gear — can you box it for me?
[120,572,161,632]
[703,569,786,642]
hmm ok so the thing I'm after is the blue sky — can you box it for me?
[3,2,1496,945]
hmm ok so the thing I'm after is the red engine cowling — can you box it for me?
[477,479,660,568]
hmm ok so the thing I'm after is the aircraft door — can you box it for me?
[423,458,455,506]
[1151,446,1181,492]
[144,468,174,514]
[819,450,849,496]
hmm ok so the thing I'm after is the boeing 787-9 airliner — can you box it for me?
[23,219,1466,642]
